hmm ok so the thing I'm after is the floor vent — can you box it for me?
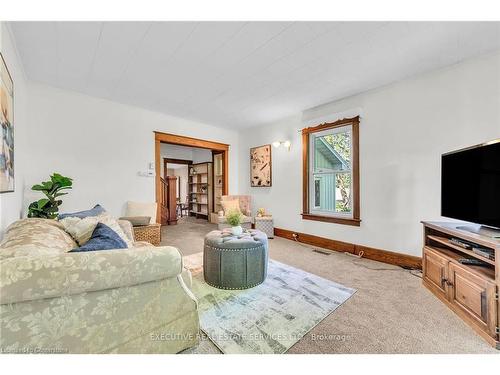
[312,249,331,255]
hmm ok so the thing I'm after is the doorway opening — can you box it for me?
[154,132,229,226]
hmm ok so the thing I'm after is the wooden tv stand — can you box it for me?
[422,221,499,349]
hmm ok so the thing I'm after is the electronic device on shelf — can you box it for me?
[449,237,474,249]
[472,247,496,260]
[458,258,489,266]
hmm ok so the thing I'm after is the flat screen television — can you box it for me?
[441,139,500,231]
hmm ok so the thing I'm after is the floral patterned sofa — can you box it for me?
[0,218,199,354]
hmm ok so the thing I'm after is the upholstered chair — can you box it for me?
[217,195,253,230]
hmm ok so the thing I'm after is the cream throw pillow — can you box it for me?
[221,199,241,215]
[125,201,157,224]
[60,216,99,246]
[97,213,134,248]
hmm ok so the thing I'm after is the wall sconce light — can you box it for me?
[272,140,291,151]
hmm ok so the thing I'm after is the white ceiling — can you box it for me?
[9,21,500,129]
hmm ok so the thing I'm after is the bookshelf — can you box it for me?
[188,162,213,220]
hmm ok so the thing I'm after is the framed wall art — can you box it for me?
[1,53,14,193]
[250,144,272,187]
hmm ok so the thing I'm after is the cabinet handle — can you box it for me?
[480,291,487,320]
[446,280,454,287]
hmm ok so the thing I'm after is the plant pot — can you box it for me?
[231,225,243,236]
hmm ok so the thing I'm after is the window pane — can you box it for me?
[335,172,351,213]
[314,178,321,207]
[314,129,351,173]
[312,173,335,211]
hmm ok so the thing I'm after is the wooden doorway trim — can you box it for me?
[163,158,192,182]
[154,131,229,224]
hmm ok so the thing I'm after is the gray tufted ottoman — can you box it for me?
[203,229,268,290]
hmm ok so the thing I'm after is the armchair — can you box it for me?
[217,195,253,230]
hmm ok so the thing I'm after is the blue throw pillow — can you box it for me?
[71,223,127,252]
[59,204,106,220]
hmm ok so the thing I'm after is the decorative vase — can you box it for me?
[231,225,243,236]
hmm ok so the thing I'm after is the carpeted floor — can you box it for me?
[162,217,498,354]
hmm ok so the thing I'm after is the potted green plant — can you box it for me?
[225,209,244,235]
[27,173,73,219]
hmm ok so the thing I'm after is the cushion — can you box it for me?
[222,195,251,215]
[205,229,268,249]
[60,216,99,245]
[117,219,134,242]
[221,199,241,215]
[58,204,106,220]
[97,213,133,248]
[125,201,157,224]
[0,218,77,255]
[71,223,127,252]
[119,216,151,227]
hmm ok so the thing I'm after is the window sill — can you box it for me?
[301,213,361,227]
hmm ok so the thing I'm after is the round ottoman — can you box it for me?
[203,229,268,290]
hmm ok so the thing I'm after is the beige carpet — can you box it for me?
[162,217,498,354]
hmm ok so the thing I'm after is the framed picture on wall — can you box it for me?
[1,53,14,193]
[250,144,272,187]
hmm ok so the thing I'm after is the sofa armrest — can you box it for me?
[0,245,183,305]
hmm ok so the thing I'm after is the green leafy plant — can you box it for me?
[27,173,73,219]
[225,209,243,227]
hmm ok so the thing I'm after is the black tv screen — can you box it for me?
[441,140,500,229]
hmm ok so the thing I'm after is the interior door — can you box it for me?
[166,175,178,225]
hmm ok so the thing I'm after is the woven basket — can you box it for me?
[133,223,161,246]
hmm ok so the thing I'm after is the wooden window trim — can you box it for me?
[301,116,360,227]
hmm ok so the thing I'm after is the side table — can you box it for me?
[133,223,162,246]
[254,215,274,239]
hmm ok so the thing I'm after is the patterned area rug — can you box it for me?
[184,253,356,354]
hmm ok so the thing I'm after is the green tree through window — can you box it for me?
[323,132,351,212]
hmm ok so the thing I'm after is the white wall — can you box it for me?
[192,148,212,164]
[160,144,192,178]
[160,144,194,162]
[159,144,213,179]
[0,23,28,237]
[239,52,500,257]
[172,166,189,203]
[160,144,212,166]
[23,82,239,220]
